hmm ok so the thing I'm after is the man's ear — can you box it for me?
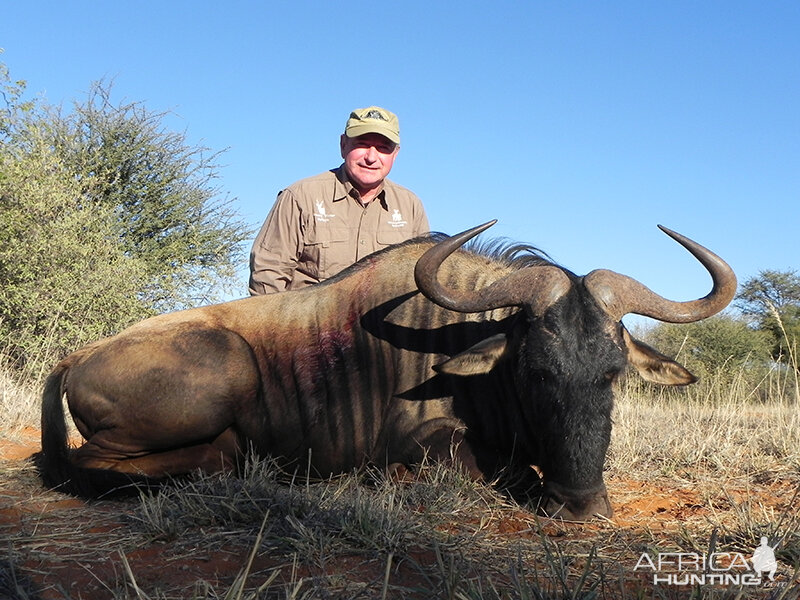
[623,328,697,386]
[433,334,509,376]
[340,134,348,159]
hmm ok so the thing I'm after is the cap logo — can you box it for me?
[364,110,386,121]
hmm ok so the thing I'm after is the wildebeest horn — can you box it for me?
[415,221,571,315]
[583,225,737,322]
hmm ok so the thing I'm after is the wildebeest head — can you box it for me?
[414,221,736,520]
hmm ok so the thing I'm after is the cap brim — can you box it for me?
[345,124,400,145]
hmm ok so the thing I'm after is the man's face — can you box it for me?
[340,133,399,194]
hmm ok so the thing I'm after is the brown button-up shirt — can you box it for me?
[249,166,429,294]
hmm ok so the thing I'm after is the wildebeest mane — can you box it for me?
[462,236,558,270]
[318,231,561,289]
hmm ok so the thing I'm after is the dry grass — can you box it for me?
[2,359,800,598]
[0,355,40,435]
[611,378,800,484]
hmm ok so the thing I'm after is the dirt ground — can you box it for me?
[2,428,799,599]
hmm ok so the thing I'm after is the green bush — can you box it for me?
[46,82,251,312]
[0,64,252,379]
[0,129,151,378]
[737,270,800,369]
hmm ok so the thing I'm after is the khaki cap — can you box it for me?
[344,106,400,145]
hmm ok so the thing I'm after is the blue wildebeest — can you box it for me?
[37,222,736,520]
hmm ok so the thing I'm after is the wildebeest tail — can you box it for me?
[35,360,160,499]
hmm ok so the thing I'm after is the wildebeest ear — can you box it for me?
[622,328,697,386]
[433,334,509,376]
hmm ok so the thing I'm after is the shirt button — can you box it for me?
[360,240,365,245]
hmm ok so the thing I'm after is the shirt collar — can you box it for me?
[333,164,388,209]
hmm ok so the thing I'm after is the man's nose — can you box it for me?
[364,146,379,162]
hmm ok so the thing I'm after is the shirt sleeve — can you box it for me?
[248,190,303,295]
[412,196,430,236]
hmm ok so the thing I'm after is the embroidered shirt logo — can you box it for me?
[388,209,407,228]
[314,200,334,223]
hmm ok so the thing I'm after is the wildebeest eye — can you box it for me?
[530,369,552,384]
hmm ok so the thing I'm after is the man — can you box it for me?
[249,106,429,295]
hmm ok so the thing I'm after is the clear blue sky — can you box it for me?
[3,2,798,326]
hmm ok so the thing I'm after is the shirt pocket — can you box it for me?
[301,225,351,280]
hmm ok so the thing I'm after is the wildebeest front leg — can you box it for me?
[404,425,543,500]
[421,427,485,478]
[384,426,484,484]
[387,427,482,478]
[392,421,495,480]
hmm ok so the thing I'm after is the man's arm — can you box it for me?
[412,196,430,236]
[248,190,302,295]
